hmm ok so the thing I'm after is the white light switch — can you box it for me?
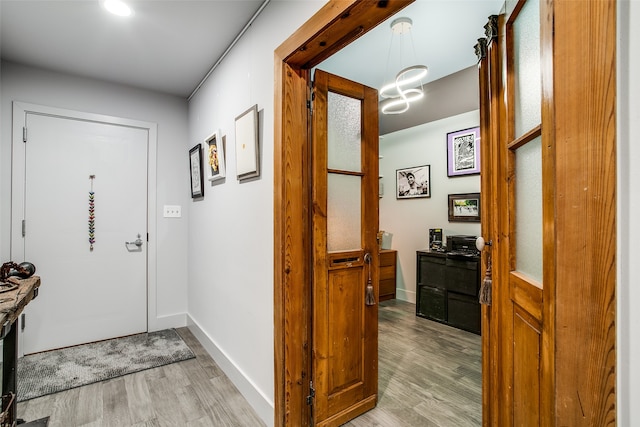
[163,205,181,218]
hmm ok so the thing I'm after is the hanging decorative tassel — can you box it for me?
[89,175,95,251]
[364,253,375,306]
[479,252,492,305]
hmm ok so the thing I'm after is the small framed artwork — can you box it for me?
[235,104,260,181]
[205,129,226,182]
[189,143,204,198]
[448,192,481,222]
[447,126,481,177]
[396,165,430,199]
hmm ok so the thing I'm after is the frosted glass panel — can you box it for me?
[328,174,361,252]
[513,0,541,137]
[328,91,361,172]
[515,137,543,283]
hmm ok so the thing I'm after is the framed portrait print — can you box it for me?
[396,165,430,199]
[235,105,260,181]
[189,143,204,198]
[448,192,481,222]
[447,126,481,177]
[205,129,226,182]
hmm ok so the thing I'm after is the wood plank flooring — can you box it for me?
[17,300,480,426]
[345,299,482,427]
[17,327,266,427]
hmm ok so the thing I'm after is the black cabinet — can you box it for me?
[416,250,481,334]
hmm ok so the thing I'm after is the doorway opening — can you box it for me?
[274,3,414,424]
[274,1,489,425]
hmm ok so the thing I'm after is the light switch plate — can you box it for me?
[163,205,181,218]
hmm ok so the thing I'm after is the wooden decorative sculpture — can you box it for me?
[0,262,36,283]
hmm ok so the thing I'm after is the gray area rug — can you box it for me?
[17,329,195,402]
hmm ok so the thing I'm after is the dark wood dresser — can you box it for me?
[379,249,397,301]
[416,250,481,334]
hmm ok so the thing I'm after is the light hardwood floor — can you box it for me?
[17,327,266,427]
[17,300,480,426]
[345,299,482,427]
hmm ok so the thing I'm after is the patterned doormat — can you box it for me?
[17,329,195,402]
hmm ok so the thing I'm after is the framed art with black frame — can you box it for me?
[189,143,204,198]
[448,192,481,222]
[396,165,431,199]
[447,126,481,177]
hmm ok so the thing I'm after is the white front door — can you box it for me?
[12,104,149,354]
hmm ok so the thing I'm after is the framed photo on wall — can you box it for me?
[448,192,481,222]
[205,129,226,182]
[189,143,204,198]
[235,104,260,181]
[447,126,481,177]
[396,165,431,199]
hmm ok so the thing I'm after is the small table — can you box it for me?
[0,276,41,426]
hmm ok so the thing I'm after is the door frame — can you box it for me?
[11,102,159,347]
[275,0,617,426]
[273,1,413,425]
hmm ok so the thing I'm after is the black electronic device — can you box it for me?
[429,228,443,250]
[446,235,480,257]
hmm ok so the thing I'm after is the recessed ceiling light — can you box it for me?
[102,0,133,17]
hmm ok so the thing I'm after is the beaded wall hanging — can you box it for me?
[89,175,95,251]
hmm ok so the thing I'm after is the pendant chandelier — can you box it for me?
[379,17,428,115]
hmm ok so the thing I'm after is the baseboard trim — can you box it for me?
[186,314,274,427]
[396,289,416,304]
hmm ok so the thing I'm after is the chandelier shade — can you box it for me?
[379,18,428,115]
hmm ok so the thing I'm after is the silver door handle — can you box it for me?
[126,234,143,247]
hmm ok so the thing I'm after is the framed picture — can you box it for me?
[448,192,481,222]
[447,126,481,177]
[189,143,204,198]
[396,165,430,199]
[205,129,226,182]
[235,104,260,181]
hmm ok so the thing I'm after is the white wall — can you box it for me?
[0,61,190,330]
[185,2,325,426]
[379,110,481,303]
[618,1,638,424]
[2,1,635,425]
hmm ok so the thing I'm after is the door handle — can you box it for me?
[476,236,492,251]
[125,234,143,248]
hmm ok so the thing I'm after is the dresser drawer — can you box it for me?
[379,279,396,298]
[379,250,396,266]
[378,249,396,301]
[380,265,395,281]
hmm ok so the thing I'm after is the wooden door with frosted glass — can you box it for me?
[311,69,379,427]
[478,0,616,424]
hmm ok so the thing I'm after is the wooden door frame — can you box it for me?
[273,1,413,425]
[543,0,617,423]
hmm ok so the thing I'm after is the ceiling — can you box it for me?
[1,0,503,99]
[0,0,266,98]
[319,0,502,91]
